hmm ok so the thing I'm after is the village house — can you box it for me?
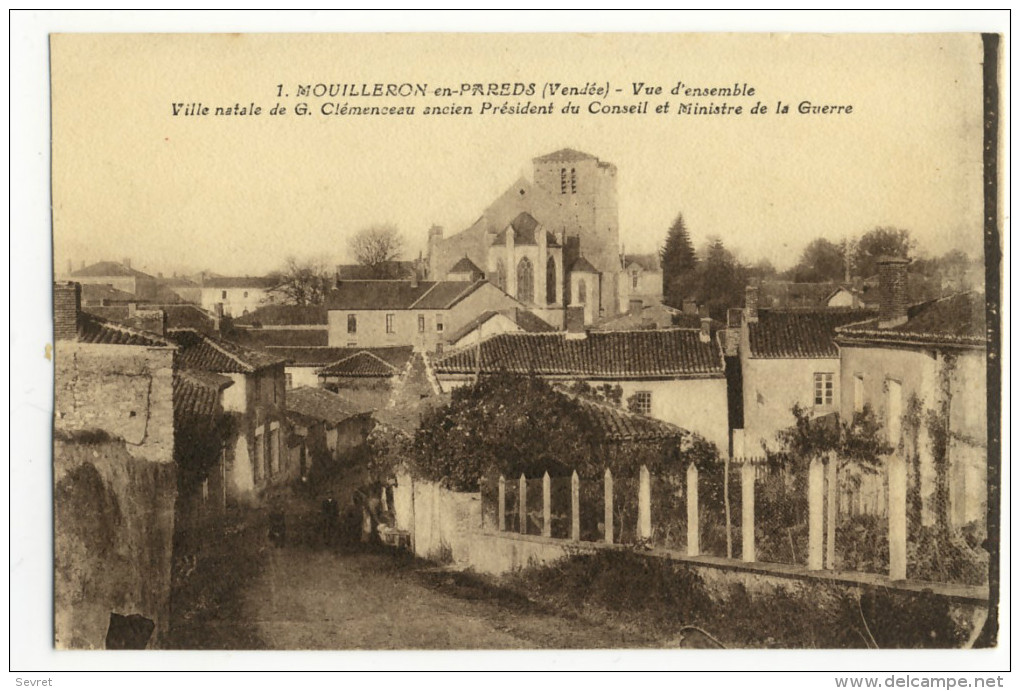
[198,275,280,317]
[735,285,879,454]
[426,148,625,326]
[834,258,988,529]
[65,259,159,301]
[325,278,524,353]
[617,252,664,314]
[168,328,292,503]
[431,313,729,451]
[285,386,376,480]
[53,282,178,648]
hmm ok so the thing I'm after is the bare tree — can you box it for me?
[348,224,406,278]
[272,256,332,306]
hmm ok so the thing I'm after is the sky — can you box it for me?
[50,32,987,278]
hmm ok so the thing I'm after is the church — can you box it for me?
[426,148,623,328]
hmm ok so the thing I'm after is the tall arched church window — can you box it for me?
[546,256,557,304]
[496,259,507,292]
[516,257,534,303]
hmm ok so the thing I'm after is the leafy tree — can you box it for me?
[348,224,406,278]
[660,213,699,308]
[853,227,915,277]
[770,404,892,472]
[272,256,332,305]
[790,238,846,283]
[696,236,748,320]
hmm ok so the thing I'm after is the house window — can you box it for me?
[221,290,227,299]
[244,291,249,298]
[347,314,357,334]
[560,168,567,194]
[285,372,293,389]
[853,374,865,413]
[436,316,444,332]
[418,314,426,332]
[814,372,834,406]
[570,167,577,194]
[386,314,395,333]
[633,391,652,415]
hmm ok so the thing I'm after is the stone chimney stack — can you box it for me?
[54,282,81,341]
[877,256,911,328]
[744,285,759,323]
[699,317,712,344]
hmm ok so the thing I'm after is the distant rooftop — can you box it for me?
[836,292,987,349]
[70,261,154,280]
[326,280,486,311]
[747,308,880,359]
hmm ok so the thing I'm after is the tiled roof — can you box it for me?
[81,283,138,304]
[623,254,660,272]
[434,329,724,379]
[446,308,555,345]
[747,308,879,359]
[225,328,329,348]
[74,312,174,347]
[264,345,415,369]
[491,212,560,247]
[286,386,372,425]
[70,261,154,279]
[571,395,685,442]
[594,303,686,332]
[162,305,217,330]
[449,256,484,274]
[173,369,233,421]
[570,256,599,273]
[201,276,279,289]
[836,292,987,348]
[326,280,483,311]
[319,351,407,377]
[168,328,287,373]
[533,148,597,163]
[232,304,328,326]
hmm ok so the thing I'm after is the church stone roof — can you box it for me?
[570,256,599,274]
[491,212,560,247]
[449,256,484,275]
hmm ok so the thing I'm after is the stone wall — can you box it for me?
[54,342,176,464]
[53,437,177,649]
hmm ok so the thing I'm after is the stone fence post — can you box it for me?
[497,475,505,532]
[686,462,699,556]
[741,459,756,562]
[519,473,527,535]
[638,465,651,541]
[808,456,824,570]
[604,468,614,544]
[542,471,552,537]
[888,453,907,580]
[571,470,580,541]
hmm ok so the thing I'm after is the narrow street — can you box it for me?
[241,544,659,650]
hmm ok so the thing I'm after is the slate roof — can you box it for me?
[449,256,484,274]
[318,351,408,377]
[173,369,233,420]
[491,212,560,247]
[571,396,685,442]
[434,329,724,379]
[336,261,416,280]
[81,284,138,304]
[446,308,556,344]
[265,345,415,369]
[533,148,598,163]
[835,292,987,348]
[74,312,175,347]
[326,280,485,311]
[570,256,599,273]
[70,261,154,279]
[232,304,329,326]
[747,308,879,359]
[201,276,279,289]
[168,328,287,373]
[286,386,372,425]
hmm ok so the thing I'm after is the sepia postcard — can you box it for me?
[20,21,1006,673]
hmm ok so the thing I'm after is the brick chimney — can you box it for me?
[54,282,81,341]
[699,317,712,344]
[629,298,643,315]
[744,285,759,323]
[565,306,586,339]
[877,256,910,328]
